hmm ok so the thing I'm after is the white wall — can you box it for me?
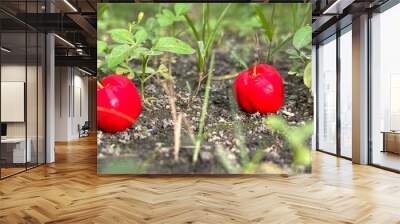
[1,65,28,138]
[54,67,89,141]
[55,66,69,141]
[1,63,46,164]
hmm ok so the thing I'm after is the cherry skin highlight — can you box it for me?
[233,64,284,114]
[97,74,142,133]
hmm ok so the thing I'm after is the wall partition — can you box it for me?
[0,3,46,179]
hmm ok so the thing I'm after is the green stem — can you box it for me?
[192,54,215,164]
[140,79,145,101]
[140,56,149,101]
[184,14,200,41]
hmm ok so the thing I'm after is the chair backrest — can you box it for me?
[82,121,90,129]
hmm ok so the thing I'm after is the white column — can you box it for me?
[352,14,369,164]
[45,0,55,163]
[46,33,55,163]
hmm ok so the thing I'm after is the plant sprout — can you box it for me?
[183,3,232,94]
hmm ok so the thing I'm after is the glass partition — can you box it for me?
[370,3,400,171]
[1,30,28,177]
[339,26,352,158]
[0,1,46,179]
[317,35,337,154]
[27,31,38,169]
[38,32,45,165]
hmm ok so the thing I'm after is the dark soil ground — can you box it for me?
[97,41,313,175]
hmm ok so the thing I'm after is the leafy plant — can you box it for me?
[265,115,313,169]
[97,11,194,101]
[286,25,312,89]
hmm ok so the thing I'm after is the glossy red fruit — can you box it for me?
[97,74,142,133]
[233,64,284,114]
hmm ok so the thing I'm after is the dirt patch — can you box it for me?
[98,45,313,174]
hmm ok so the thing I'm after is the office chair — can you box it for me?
[79,121,90,138]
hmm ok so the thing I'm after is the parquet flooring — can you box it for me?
[1,135,400,223]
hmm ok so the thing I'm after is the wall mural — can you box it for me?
[97,3,313,175]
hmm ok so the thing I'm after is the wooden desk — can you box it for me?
[1,138,31,163]
[382,131,400,154]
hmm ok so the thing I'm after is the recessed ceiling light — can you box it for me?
[63,0,78,12]
[54,34,75,48]
[1,47,11,53]
[322,0,354,15]
[78,67,92,76]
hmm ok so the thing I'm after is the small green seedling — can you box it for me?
[183,3,231,94]
[265,115,313,168]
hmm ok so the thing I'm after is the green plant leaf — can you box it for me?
[156,15,172,27]
[109,29,134,44]
[293,25,312,50]
[153,37,195,54]
[197,41,206,61]
[145,50,163,56]
[134,29,148,44]
[286,48,298,56]
[97,4,108,19]
[156,9,176,27]
[303,62,312,88]
[97,41,107,54]
[145,17,157,30]
[231,50,247,69]
[175,3,192,16]
[271,34,293,56]
[184,14,200,41]
[130,47,148,59]
[97,59,102,69]
[107,45,130,68]
[254,5,273,42]
[205,4,231,58]
[265,116,288,134]
[116,67,129,75]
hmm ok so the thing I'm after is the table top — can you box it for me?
[381,131,400,134]
[1,138,30,143]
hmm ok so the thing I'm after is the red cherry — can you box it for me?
[233,64,284,114]
[97,74,142,133]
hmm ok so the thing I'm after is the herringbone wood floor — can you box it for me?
[1,135,400,224]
